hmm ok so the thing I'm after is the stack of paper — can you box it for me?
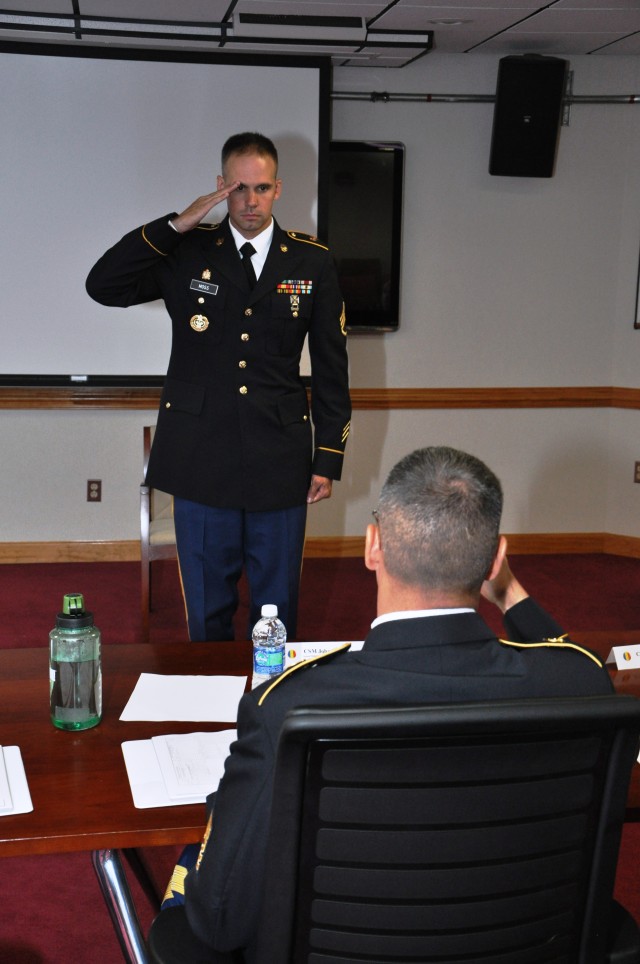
[0,746,33,816]
[122,730,236,809]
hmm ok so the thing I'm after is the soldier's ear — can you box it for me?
[364,523,381,573]
[487,535,507,582]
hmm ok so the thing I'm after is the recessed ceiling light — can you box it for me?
[428,19,472,26]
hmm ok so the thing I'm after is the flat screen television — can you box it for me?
[327,140,404,332]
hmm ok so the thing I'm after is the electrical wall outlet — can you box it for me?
[87,479,102,502]
[634,463,640,484]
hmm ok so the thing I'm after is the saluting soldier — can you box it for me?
[86,132,351,641]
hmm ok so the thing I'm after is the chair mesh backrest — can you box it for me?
[257,697,640,964]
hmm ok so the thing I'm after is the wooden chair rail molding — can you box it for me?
[2,532,640,564]
[1,385,640,410]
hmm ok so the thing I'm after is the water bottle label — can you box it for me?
[253,647,284,675]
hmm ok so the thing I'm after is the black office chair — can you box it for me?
[148,695,640,964]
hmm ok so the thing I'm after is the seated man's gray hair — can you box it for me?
[375,446,503,595]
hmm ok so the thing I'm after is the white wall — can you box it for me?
[314,52,640,542]
[334,53,640,391]
[0,410,156,543]
[2,51,640,547]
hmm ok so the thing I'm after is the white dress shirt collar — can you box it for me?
[371,608,474,629]
[229,219,274,280]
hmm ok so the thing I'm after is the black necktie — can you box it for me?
[240,241,257,290]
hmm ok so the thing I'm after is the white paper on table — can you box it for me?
[0,747,33,816]
[0,746,12,813]
[122,729,236,809]
[152,731,237,799]
[119,673,247,722]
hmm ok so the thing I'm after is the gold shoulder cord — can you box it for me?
[141,225,168,256]
[286,230,329,251]
[257,642,351,706]
[499,636,605,668]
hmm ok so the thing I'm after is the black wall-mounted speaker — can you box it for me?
[489,55,569,178]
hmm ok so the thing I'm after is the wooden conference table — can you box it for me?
[0,632,638,963]
[0,640,250,964]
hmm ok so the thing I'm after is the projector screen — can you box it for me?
[0,45,329,383]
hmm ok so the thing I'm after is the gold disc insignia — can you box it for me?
[190,314,209,332]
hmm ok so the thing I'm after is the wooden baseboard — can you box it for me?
[4,385,640,411]
[305,537,364,558]
[1,533,640,563]
[0,541,141,563]
[0,538,366,564]
[505,533,640,557]
[503,533,609,554]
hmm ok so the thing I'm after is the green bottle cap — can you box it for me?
[56,593,94,629]
[63,593,85,616]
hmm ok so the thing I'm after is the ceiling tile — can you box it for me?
[0,0,638,61]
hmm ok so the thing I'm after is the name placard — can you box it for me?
[606,645,640,670]
[285,640,363,667]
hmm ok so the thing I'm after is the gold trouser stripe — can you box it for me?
[172,498,193,638]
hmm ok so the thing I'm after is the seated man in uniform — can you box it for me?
[166,445,614,959]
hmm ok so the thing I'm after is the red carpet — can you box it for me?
[3,551,640,649]
[0,554,639,961]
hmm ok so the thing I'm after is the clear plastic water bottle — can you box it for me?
[49,593,102,731]
[252,604,286,682]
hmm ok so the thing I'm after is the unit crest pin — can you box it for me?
[190,314,209,332]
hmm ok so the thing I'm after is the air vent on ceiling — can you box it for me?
[233,12,367,43]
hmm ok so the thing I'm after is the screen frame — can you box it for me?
[328,139,405,333]
[0,41,332,388]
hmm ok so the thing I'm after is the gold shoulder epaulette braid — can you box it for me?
[257,642,351,706]
[286,230,329,251]
[499,636,605,668]
[141,225,169,256]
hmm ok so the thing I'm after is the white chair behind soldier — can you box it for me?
[140,425,176,641]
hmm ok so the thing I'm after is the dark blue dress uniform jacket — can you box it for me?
[183,597,614,958]
[86,214,351,511]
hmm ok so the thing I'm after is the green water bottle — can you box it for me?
[49,593,102,731]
